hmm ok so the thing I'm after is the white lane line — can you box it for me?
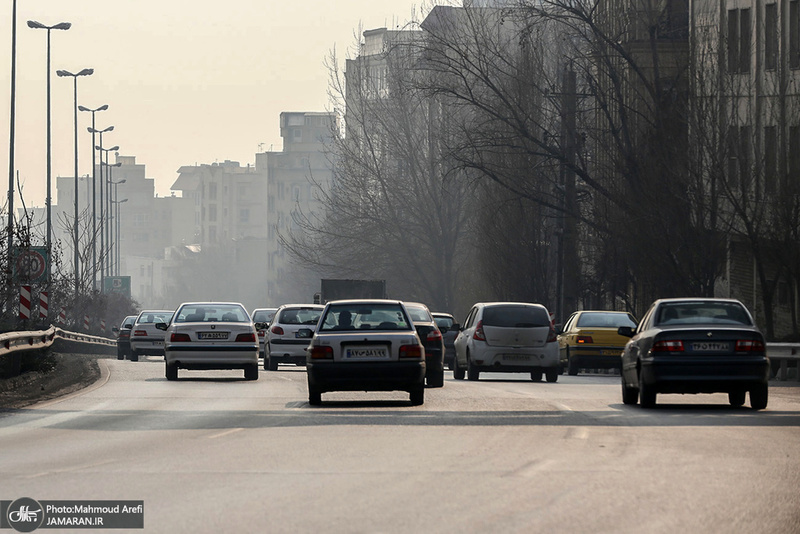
[25,458,118,479]
[208,428,244,439]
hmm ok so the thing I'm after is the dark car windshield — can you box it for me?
[576,312,636,328]
[655,302,752,326]
[434,316,454,329]
[483,305,550,327]
[319,303,412,331]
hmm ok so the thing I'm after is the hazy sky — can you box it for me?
[0,0,424,207]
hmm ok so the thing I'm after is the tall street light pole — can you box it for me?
[57,68,93,299]
[89,131,113,290]
[105,161,121,277]
[7,0,18,288]
[109,179,126,275]
[27,20,71,287]
[80,106,108,291]
[97,149,118,282]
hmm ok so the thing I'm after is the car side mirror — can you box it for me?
[112,326,120,333]
[554,324,563,335]
[617,326,635,338]
[453,323,461,331]
[155,322,168,331]
[439,326,448,334]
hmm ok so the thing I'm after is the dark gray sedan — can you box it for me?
[618,298,769,409]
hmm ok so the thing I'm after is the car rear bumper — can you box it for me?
[307,360,425,393]
[130,340,166,355]
[641,356,770,393]
[269,339,310,360]
[471,344,559,370]
[568,347,623,369]
[166,345,258,368]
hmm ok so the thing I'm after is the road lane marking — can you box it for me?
[25,458,117,479]
[208,428,244,439]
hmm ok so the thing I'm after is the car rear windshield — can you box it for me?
[576,312,636,328]
[319,304,412,331]
[175,305,249,323]
[655,302,753,326]
[405,306,432,323]
[252,310,276,322]
[483,305,550,327]
[137,312,173,324]
[278,307,322,325]
[434,316,454,329]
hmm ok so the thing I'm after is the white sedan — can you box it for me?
[156,302,259,381]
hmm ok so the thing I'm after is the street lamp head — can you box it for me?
[27,20,71,31]
[78,68,94,76]
[79,104,108,112]
[108,145,120,152]
[57,68,93,78]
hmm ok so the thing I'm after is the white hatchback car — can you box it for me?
[453,302,559,382]
[129,310,174,361]
[157,302,259,381]
[305,300,426,405]
[266,304,324,371]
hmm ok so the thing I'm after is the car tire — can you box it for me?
[567,350,579,376]
[130,350,139,362]
[267,357,279,371]
[427,370,445,388]
[308,388,322,406]
[545,368,559,383]
[244,363,259,381]
[409,387,424,406]
[750,383,768,410]
[453,357,465,380]
[117,350,124,360]
[531,369,543,382]
[467,356,480,381]
[639,377,656,408]
[728,390,746,407]
[621,376,639,405]
[165,362,178,381]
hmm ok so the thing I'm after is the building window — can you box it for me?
[764,126,777,194]
[727,8,751,73]
[240,209,250,224]
[727,125,751,189]
[765,3,778,71]
[791,0,800,68]
[209,182,218,201]
[208,204,217,222]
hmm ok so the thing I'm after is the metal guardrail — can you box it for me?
[766,343,800,382]
[0,326,115,358]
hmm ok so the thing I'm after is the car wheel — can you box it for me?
[750,383,768,410]
[621,375,639,405]
[531,369,543,382]
[467,356,480,381]
[567,350,579,376]
[545,368,559,383]
[308,388,322,406]
[267,357,279,371]
[130,350,139,362]
[244,363,259,381]
[165,362,178,381]
[117,350,124,360]
[728,390,746,407]
[453,356,465,380]
[409,387,424,406]
[639,377,656,408]
[427,370,445,388]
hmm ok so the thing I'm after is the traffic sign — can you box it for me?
[103,276,131,297]
[14,247,48,284]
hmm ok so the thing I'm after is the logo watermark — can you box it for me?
[1,500,143,531]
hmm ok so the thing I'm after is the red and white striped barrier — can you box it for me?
[58,307,67,324]
[19,286,31,320]
[100,319,106,333]
[39,291,48,319]
[83,315,90,330]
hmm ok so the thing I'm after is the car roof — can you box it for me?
[277,304,324,309]
[650,298,745,306]
[325,299,405,305]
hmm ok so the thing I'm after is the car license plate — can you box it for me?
[295,329,312,339]
[345,347,388,359]
[502,354,531,361]
[692,342,730,351]
[154,340,163,346]
[601,349,621,356]
[198,332,228,340]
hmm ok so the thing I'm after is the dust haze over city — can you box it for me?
[0,0,421,311]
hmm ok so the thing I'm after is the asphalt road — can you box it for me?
[1,358,799,533]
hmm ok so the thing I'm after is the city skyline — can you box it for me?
[0,0,421,208]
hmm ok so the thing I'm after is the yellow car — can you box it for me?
[558,311,637,375]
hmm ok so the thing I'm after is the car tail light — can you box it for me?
[547,326,558,343]
[400,344,424,359]
[134,330,148,337]
[171,333,191,342]
[235,333,256,342]
[576,335,593,344]
[309,346,333,359]
[651,340,684,352]
[120,331,130,339]
[271,325,284,335]
[257,330,266,338]
[427,329,443,342]
[736,339,765,352]
[473,320,486,341]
